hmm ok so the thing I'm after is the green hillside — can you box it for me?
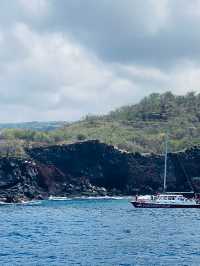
[1,91,200,156]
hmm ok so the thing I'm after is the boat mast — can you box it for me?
[163,134,168,192]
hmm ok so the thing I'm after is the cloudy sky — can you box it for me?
[0,0,200,122]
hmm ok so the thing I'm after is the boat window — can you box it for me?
[169,196,175,200]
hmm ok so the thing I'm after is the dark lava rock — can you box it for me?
[0,140,200,202]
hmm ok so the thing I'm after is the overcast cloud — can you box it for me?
[0,0,200,122]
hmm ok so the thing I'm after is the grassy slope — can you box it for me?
[57,91,200,153]
[1,91,200,155]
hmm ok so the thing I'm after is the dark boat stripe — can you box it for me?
[131,201,200,208]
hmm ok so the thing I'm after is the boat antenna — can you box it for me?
[163,133,168,192]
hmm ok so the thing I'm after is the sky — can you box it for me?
[0,0,200,122]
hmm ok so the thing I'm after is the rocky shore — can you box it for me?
[0,140,200,203]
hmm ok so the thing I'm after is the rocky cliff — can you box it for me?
[0,140,200,202]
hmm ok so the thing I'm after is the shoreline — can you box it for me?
[0,196,133,205]
[48,195,133,200]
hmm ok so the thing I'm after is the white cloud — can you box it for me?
[0,23,142,121]
[0,1,200,122]
[142,0,170,34]
[18,0,49,17]
[169,61,200,94]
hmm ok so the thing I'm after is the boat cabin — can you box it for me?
[136,193,197,204]
[156,194,186,201]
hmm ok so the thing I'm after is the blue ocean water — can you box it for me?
[0,198,200,266]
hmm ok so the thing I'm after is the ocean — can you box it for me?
[0,198,199,265]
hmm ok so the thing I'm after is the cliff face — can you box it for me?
[0,140,200,202]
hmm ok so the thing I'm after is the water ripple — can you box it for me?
[0,199,199,265]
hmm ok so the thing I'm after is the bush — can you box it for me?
[76,133,87,141]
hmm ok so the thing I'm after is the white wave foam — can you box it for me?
[0,200,42,206]
[48,195,132,201]
[48,196,72,201]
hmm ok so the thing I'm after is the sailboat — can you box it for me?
[131,135,200,208]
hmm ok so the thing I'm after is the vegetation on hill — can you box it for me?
[1,91,200,156]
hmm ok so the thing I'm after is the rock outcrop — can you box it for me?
[0,140,200,202]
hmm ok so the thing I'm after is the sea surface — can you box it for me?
[0,198,200,266]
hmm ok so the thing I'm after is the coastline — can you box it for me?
[48,195,133,200]
[0,196,132,206]
[0,140,199,203]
